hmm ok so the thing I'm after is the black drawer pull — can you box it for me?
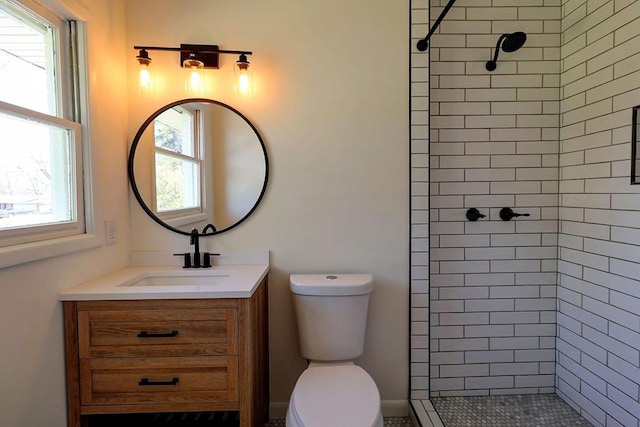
[137,330,179,338]
[138,377,179,386]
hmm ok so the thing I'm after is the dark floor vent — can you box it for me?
[88,411,240,427]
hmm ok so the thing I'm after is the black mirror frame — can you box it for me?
[127,98,269,236]
[632,105,640,184]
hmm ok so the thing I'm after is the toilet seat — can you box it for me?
[287,363,382,427]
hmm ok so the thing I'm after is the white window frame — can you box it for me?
[0,0,97,269]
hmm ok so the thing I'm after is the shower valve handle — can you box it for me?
[466,208,486,222]
[500,207,530,221]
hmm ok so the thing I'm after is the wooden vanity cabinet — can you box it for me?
[63,278,268,427]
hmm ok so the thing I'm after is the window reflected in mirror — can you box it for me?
[153,106,201,214]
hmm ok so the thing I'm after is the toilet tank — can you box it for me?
[290,274,373,361]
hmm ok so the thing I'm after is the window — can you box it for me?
[153,106,203,219]
[0,0,86,249]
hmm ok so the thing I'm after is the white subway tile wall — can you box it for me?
[557,1,640,427]
[410,0,430,401]
[428,0,560,397]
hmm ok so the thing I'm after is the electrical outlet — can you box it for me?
[105,220,117,245]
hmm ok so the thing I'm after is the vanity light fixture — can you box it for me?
[134,44,253,95]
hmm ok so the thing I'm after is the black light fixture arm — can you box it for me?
[133,45,252,56]
[416,0,457,51]
[134,44,253,70]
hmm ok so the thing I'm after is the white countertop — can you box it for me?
[58,263,270,301]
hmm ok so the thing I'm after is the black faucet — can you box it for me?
[202,223,217,234]
[173,228,220,268]
[190,228,201,267]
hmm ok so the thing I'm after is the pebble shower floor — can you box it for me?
[430,394,592,427]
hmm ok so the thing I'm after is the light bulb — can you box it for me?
[188,67,203,92]
[237,69,251,95]
[183,54,205,94]
[139,63,151,91]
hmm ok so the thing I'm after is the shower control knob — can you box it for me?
[466,208,486,222]
[500,207,530,221]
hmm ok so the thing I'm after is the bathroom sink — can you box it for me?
[58,256,270,300]
[119,270,232,287]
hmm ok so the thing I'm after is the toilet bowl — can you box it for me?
[286,274,383,427]
[286,362,383,427]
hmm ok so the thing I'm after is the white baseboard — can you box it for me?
[269,400,409,420]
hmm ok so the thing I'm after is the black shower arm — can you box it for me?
[416,0,457,51]
[490,34,509,63]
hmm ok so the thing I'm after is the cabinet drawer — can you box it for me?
[80,356,238,405]
[78,309,238,357]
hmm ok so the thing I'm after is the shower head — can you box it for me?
[502,31,527,52]
[486,31,527,71]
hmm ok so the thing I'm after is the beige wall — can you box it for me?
[0,0,130,426]
[125,0,410,414]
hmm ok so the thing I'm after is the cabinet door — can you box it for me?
[80,356,239,405]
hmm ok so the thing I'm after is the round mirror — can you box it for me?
[128,98,268,236]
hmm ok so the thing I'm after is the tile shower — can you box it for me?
[410,0,640,426]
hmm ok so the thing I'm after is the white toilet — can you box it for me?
[286,274,383,427]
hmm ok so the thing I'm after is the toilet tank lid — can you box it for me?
[290,274,373,296]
